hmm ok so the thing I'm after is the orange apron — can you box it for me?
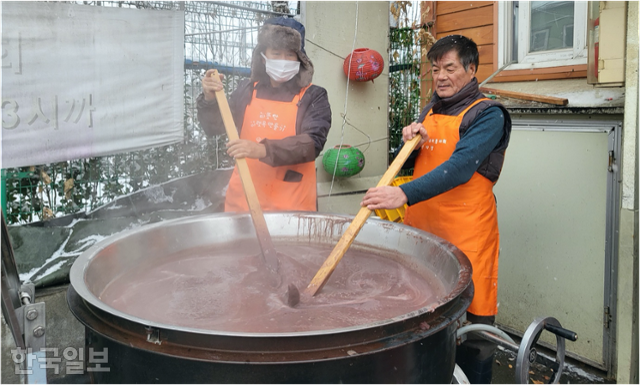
[225,84,317,212]
[404,98,499,316]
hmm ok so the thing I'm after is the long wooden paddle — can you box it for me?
[211,70,280,276]
[303,134,423,297]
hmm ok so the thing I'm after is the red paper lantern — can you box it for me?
[343,48,384,82]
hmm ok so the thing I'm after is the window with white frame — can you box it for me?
[498,1,588,70]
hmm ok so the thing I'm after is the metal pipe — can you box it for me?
[479,61,514,88]
[20,291,31,305]
[185,26,259,37]
[474,330,520,352]
[207,2,292,17]
[627,0,640,382]
[1,171,7,218]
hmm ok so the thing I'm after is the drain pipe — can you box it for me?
[630,28,640,383]
[611,1,640,384]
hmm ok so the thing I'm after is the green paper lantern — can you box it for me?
[322,145,365,177]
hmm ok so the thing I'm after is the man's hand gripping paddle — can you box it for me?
[290,134,423,306]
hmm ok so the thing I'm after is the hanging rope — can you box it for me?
[328,1,359,198]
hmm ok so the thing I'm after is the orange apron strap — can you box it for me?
[420,97,488,123]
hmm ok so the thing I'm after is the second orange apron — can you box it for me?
[404,99,500,316]
[225,84,317,212]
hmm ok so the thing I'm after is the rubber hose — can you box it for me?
[456,324,517,344]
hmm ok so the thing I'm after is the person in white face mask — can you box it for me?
[260,51,300,84]
[197,17,332,212]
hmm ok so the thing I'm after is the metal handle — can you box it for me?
[544,323,578,342]
[515,316,577,384]
[463,317,578,384]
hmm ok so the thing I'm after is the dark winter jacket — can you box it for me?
[399,78,511,183]
[196,80,331,167]
[416,78,511,183]
[397,78,512,205]
[196,17,331,167]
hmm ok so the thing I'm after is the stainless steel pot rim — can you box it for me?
[70,212,472,338]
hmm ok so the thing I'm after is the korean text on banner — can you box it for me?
[1,2,185,168]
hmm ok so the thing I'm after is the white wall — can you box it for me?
[301,2,390,215]
[616,1,639,383]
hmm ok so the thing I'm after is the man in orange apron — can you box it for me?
[362,35,511,384]
[197,17,331,212]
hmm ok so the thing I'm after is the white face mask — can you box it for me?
[261,52,300,83]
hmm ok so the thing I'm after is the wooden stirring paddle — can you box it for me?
[303,134,423,299]
[211,70,280,281]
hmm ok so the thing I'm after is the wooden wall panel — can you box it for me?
[477,44,493,66]
[427,0,587,87]
[436,25,494,46]
[476,64,495,82]
[437,1,493,15]
[424,42,491,65]
[436,6,493,33]
[424,2,503,101]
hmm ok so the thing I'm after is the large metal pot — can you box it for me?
[68,212,472,383]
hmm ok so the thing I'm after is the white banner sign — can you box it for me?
[1,2,185,168]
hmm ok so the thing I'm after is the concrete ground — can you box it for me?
[491,339,614,384]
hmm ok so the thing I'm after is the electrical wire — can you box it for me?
[306,39,346,60]
[340,112,372,153]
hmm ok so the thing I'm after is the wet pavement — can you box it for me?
[491,340,615,384]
